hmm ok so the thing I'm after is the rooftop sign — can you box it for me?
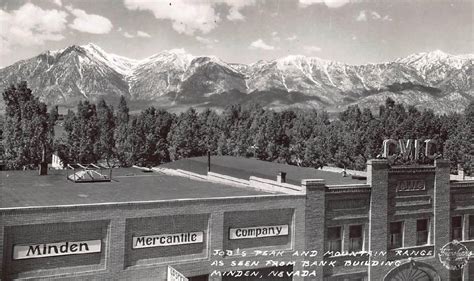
[229,225,289,240]
[132,232,204,249]
[13,240,101,260]
[382,139,437,160]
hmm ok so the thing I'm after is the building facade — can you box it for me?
[1,157,474,280]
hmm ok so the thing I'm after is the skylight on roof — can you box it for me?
[67,163,112,183]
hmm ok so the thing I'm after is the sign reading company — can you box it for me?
[229,225,289,240]
[167,266,189,281]
[13,240,101,260]
[133,232,204,249]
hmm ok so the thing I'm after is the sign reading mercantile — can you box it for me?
[13,240,101,260]
[133,232,204,249]
[229,225,289,240]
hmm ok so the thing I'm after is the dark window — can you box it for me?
[452,216,463,241]
[349,225,363,252]
[416,219,429,245]
[450,268,462,281]
[327,226,342,252]
[390,222,403,249]
[469,216,474,240]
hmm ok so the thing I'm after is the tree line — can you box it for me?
[1,82,473,174]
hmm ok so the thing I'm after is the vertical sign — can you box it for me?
[167,266,188,281]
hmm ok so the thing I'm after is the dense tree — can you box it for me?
[132,108,173,166]
[2,88,472,175]
[115,96,130,166]
[61,101,99,164]
[445,102,474,174]
[168,108,201,160]
[1,82,51,169]
[96,99,115,166]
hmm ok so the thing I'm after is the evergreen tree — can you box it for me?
[2,82,51,169]
[116,96,130,166]
[198,108,221,154]
[97,99,115,166]
[62,101,99,163]
[132,107,174,166]
[168,108,201,160]
[445,102,474,174]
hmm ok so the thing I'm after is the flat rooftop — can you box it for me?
[161,156,365,186]
[0,167,269,209]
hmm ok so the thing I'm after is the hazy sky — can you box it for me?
[0,0,472,67]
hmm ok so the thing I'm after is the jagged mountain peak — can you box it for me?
[275,55,344,70]
[0,44,472,114]
[142,48,194,67]
[396,49,468,64]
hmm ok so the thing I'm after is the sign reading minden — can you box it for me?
[133,232,204,249]
[13,240,101,260]
[229,225,289,240]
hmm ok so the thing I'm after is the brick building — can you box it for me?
[1,156,473,280]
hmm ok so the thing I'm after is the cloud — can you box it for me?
[299,0,351,8]
[0,3,67,54]
[223,0,255,21]
[196,36,218,44]
[123,0,255,35]
[137,30,151,38]
[48,0,62,6]
[122,30,152,38]
[250,39,275,50]
[195,36,219,49]
[168,48,187,54]
[304,45,322,53]
[271,31,280,42]
[66,6,113,34]
[123,31,134,38]
[355,10,367,21]
[286,35,298,41]
[356,10,392,22]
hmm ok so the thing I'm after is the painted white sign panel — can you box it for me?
[229,225,289,240]
[13,239,101,260]
[167,266,189,281]
[133,232,204,249]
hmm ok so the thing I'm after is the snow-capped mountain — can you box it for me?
[0,43,472,114]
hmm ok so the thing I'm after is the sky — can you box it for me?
[0,0,472,68]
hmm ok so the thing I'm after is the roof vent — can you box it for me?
[277,172,287,183]
[67,164,112,183]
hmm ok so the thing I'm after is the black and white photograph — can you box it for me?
[0,0,472,280]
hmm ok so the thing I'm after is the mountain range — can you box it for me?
[0,43,472,114]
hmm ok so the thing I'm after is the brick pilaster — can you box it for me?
[0,223,4,279]
[367,159,389,280]
[109,217,126,276]
[209,213,224,281]
[434,159,451,280]
[302,179,326,281]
